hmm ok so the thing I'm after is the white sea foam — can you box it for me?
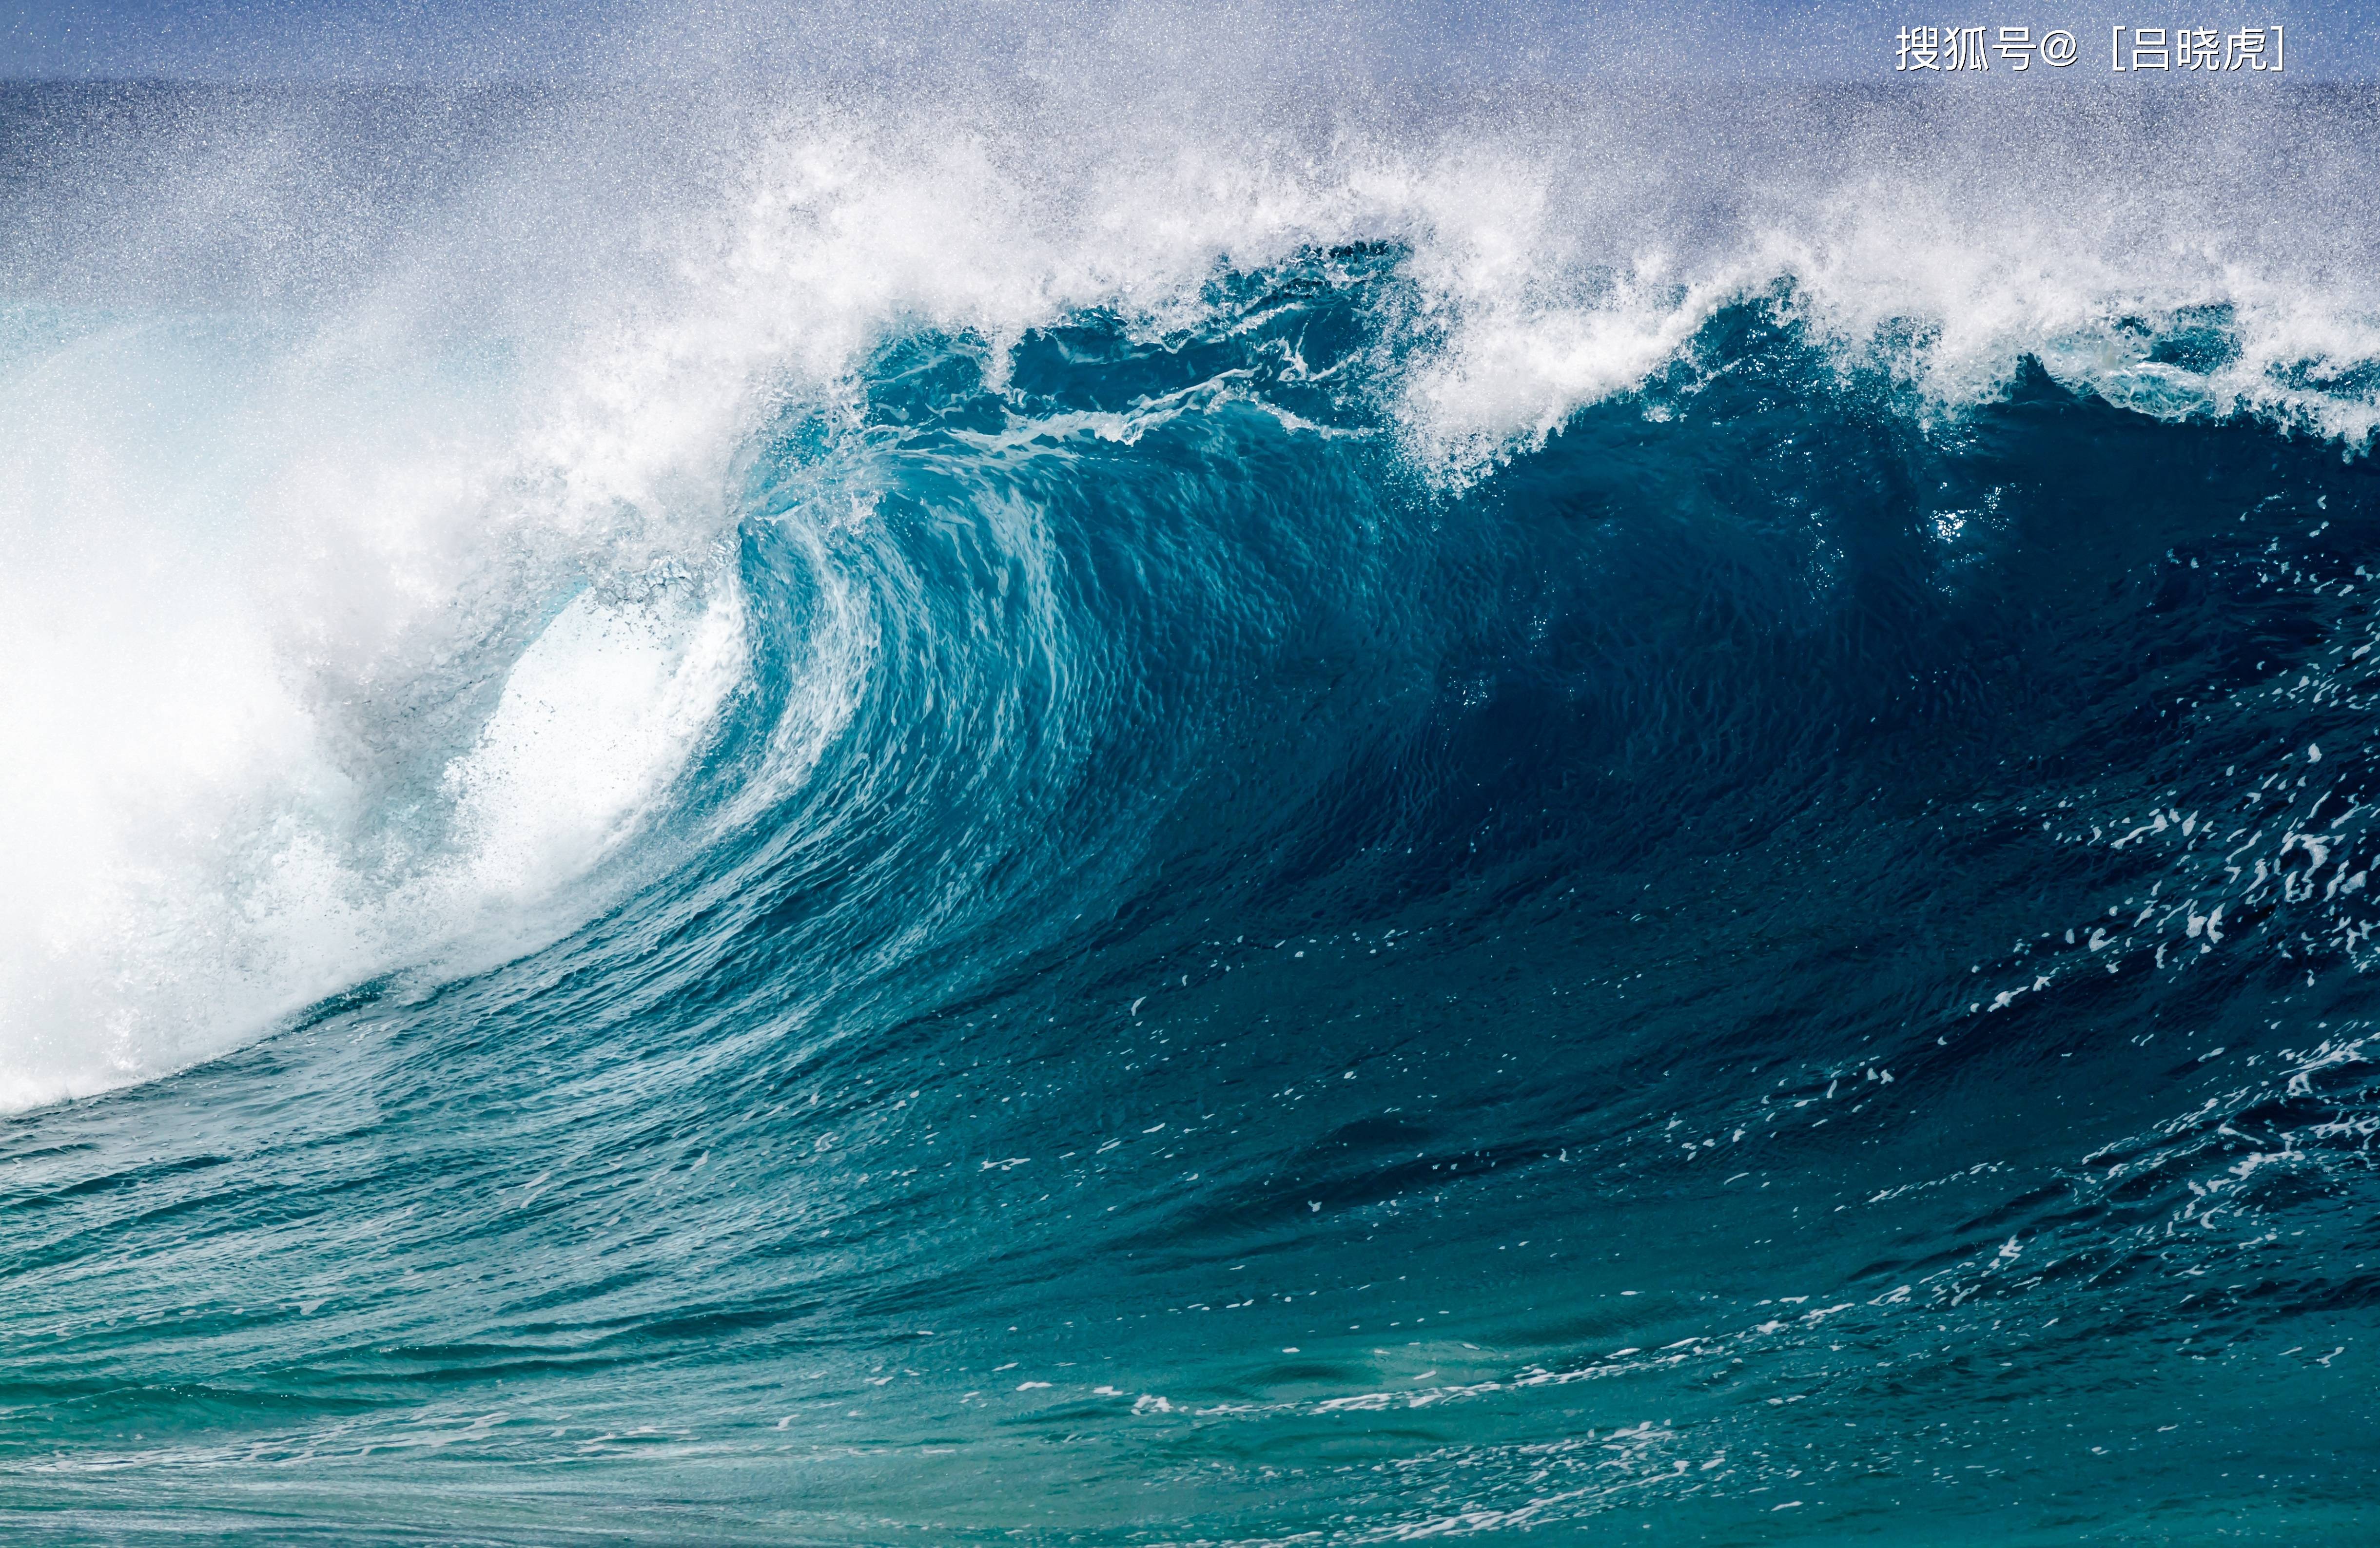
[0,289,755,1109]
[4,77,2378,1108]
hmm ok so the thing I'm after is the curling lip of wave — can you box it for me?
[3,85,2380,1114]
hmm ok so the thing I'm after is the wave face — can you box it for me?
[6,75,2380,1543]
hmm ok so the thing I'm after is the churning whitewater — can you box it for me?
[5,65,2380,1545]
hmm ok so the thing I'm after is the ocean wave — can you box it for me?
[9,85,2380,1107]
[5,74,2380,1543]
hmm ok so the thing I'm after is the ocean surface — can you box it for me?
[5,70,2380,1544]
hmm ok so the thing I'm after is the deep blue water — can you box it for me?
[5,80,2380,1544]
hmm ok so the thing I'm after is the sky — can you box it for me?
[2,0,2375,84]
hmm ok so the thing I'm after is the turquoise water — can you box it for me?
[4,79,2380,1544]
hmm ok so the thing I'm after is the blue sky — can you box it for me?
[3,0,2372,82]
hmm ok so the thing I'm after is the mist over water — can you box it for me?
[4,26,2380,1541]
